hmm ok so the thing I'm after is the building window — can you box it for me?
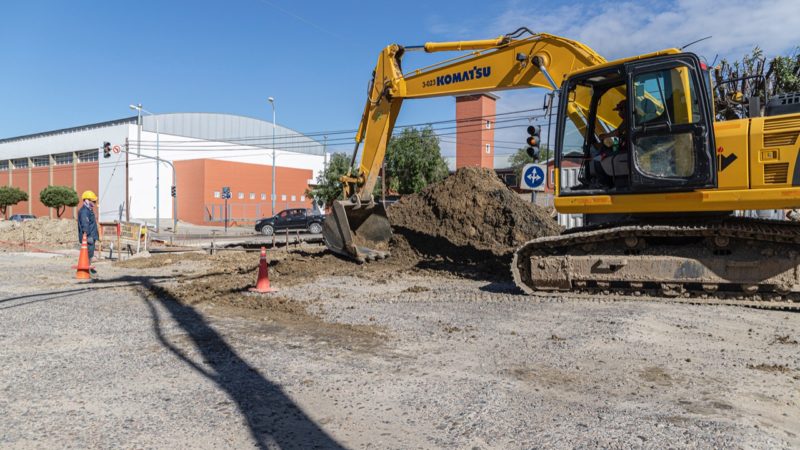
[77,150,98,162]
[300,195,305,202]
[0,161,8,171]
[486,120,491,129]
[54,153,73,165]
[261,193,266,200]
[12,158,28,169]
[249,192,255,200]
[281,194,287,201]
[291,195,296,201]
[214,191,220,199]
[32,156,49,167]
[238,192,244,200]
[485,144,491,154]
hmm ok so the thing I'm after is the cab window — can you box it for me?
[632,66,700,178]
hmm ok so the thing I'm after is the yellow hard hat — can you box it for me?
[81,190,98,201]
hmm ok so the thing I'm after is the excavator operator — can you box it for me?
[593,99,629,188]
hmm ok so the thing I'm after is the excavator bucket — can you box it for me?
[322,200,392,262]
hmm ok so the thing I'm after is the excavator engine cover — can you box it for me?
[322,200,392,262]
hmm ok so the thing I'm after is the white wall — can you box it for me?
[127,128,325,221]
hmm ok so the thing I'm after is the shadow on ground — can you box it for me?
[94,274,344,450]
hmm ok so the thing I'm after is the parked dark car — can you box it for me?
[9,214,36,222]
[255,208,325,236]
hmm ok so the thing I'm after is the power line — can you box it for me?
[126,112,552,152]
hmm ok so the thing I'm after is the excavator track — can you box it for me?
[512,217,800,311]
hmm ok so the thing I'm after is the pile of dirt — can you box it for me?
[0,218,78,247]
[388,167,560,255]
[383,167,560,278]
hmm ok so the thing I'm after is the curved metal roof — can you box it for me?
[143,112,324,156]
[0,112,325,156]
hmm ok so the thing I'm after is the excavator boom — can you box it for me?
[323,30,607,262]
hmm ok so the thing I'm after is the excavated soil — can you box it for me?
[120,168,561,306]
[116,252,209,269]
[118,248,416,308]
[387,167,560,255]
[0,218,78,248]
[386,167,560,278]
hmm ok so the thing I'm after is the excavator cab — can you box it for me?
[558,53,717,196]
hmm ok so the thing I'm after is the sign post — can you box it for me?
[521,163,547,204]
[222,186,231,232]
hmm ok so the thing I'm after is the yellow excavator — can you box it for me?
[322,28,800,305]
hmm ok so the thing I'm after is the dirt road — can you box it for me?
[0,250,798,448]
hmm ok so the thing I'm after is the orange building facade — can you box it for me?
[175,159,314,225]
[0,155,99,219]
[455,93,497,169]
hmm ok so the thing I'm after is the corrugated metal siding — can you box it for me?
[141,113,324,156]
[735,209,786,220]
[557,167,584,229]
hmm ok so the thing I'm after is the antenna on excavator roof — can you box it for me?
[681,36,713,51]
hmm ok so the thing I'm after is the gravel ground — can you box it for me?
[0,251,799,449]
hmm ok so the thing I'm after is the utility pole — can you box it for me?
[268,97,276,216]
[118,137,178,233]
[323,135,328,171]
[129,104,162,232]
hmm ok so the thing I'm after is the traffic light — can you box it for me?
[525,125,541,161]
[102,142,111,158]
[170,186,176,197]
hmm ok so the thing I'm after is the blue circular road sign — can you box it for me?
[524,165,545,189]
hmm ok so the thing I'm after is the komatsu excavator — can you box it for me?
[322,28,800,306]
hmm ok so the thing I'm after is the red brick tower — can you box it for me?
[455,93,497,169]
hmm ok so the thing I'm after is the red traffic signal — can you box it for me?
[525,125,541,161]
[526,135,540,147]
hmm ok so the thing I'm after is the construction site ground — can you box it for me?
[1,248,799,449]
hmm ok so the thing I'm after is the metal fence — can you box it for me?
[204,202,310,223]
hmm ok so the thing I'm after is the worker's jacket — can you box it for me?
[78,205,99,244]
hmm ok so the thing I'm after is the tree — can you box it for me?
[770,49,800,95]
[0,186,28,218]
[384,126,449,194]
[40,185,79,218]
[509,147,534,180]
[714,47,800,120]
[306,152,352,206]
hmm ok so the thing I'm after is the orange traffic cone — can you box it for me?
[250,246,277,293]
[73,233,95,280]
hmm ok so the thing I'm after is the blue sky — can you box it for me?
[2,0,799,162]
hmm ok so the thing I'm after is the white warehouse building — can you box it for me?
[0,113,327,227]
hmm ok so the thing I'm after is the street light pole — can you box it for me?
[129,104,163,233]
[268,97,276,216]
[117,144,178,232]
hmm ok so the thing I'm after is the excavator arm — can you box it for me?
[325,30,607,262]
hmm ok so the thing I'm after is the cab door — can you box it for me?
[625,54,717,192]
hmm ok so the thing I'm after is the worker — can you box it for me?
[599,99,628,147]
[78,190,99,273]
[594,99,630,186]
